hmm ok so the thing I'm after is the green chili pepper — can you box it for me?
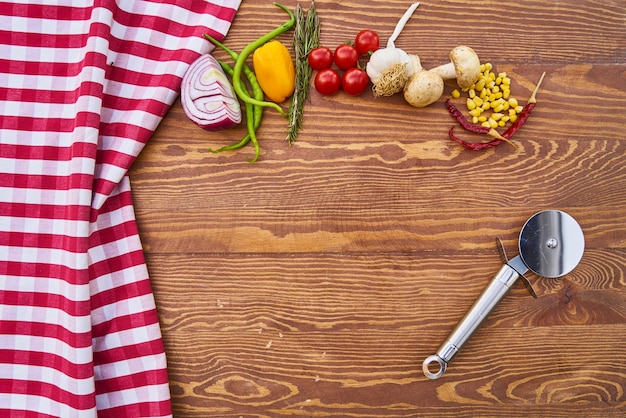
[211,60,263,161]
[231,3,295,117]
[204,34,264,130]
[209,61,253,153]
[244,96,260,162]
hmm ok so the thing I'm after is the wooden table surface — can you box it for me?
[129,1,626,416]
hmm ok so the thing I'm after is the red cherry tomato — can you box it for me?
[341,67,369,96]
[308,46,333,70]
[354,29,380,55]
[334,44,359,70]
[314,68,341,96]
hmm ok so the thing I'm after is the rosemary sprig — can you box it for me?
[286,1,319,144]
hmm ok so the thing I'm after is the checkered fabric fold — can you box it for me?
[0,1,241,416]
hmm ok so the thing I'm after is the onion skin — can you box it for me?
[181,54,242,131]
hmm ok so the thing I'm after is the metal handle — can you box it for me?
[422,263,521,379]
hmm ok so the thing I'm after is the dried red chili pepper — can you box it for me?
[502,72,546,140]
[445,99,511,147]
[445,99,488,133]
[448,127,503,150]
[446,72,546,150]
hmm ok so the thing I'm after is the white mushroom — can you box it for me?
[430,46,481,90]
[403,70,444,108]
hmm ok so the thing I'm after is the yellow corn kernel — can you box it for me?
[509,114,518,123]
[482,101,491,110]
[473,96,484,107]
[492,98,505,107]
[480,63,486,73]
[498,120,506,127]
[501,76,511,86]
[488,93,496,102]
[509,108,517,117]
[491,112,504,121]
[498,71,507,78]
[492,85,501,94]
[478,115,487,123]
[493,104,505,113]
[487,80,496,89]
[451,89,461,99]
[472,116,479,124]
[466,98,476,110]
[508,98,519,108]
[469,89,476,99]
[475,78,486,92]
[488,118,499,129]
[502,89,510,99]
[501,115,510,123]
[485,62,493,71]
[469,108,482,117]
[481,121,491,128]
[479,88,488,99]
[503,101,510,111]
[495,76,502,85]
[515,105,524,113]
[489,72,496,81]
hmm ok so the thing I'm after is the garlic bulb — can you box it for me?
[365,2,421,97]
[368,52,421,96]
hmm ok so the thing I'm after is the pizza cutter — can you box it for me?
[422,210,585,380]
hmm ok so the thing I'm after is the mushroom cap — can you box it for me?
[450,46,480,90]
[403,70,444,108]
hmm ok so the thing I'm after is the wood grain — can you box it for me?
[129,0,626,416]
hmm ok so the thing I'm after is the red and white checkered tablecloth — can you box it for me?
[0,1,241,416]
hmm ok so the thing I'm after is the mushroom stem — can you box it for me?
[431,46,481,90]
[429,62,457,80]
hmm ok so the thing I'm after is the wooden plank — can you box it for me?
[144,250,626,415]
[162,326,626,417]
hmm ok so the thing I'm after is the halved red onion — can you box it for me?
[181,54,242,130]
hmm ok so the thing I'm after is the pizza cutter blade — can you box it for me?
[422,210,585,380]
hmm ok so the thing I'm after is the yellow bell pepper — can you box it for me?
[252,40,295,103]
